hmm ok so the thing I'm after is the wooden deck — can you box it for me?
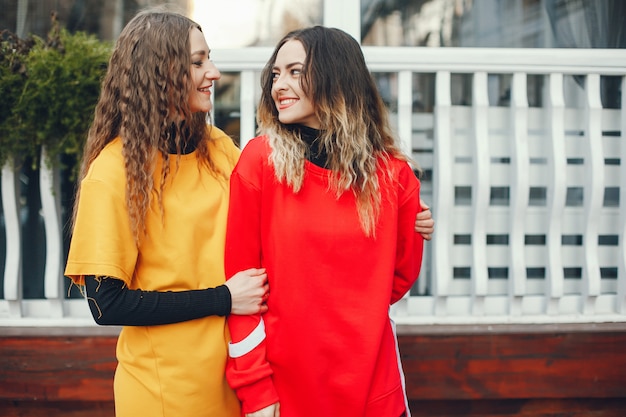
[1,323,625,416]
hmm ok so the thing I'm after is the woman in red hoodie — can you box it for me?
[225,26,424,417]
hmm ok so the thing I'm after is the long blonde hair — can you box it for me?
[257,26,418,236]
[73,10,223,242]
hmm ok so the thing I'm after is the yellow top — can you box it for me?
[65,126,241,417]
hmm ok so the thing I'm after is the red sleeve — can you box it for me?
[224,138,279,413]
[390,163,424,304]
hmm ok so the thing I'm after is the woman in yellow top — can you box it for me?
[65,8,435,417]
[64,10,268,417]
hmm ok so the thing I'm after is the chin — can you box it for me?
[278,116,295,125]
[191,105,212,113]
[190,99,212,114]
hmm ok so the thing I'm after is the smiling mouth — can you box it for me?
[198,86,211,92]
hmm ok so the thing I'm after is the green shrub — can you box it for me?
[5,16,112,179]
[0,30,34,168]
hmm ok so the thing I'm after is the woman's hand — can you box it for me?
[415,199,435,241]
[246,403,280,417]
[225,268,269,315]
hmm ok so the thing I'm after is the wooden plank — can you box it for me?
[399,331,626,400]
[0,400,114,417]
[408,399,626,417]
[0,336,116,402]
[1,329,625,412]
[1,399,625,417]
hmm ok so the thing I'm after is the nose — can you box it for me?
[206,61,221,81]
[272,73,288,95]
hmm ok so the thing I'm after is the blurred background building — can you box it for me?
[3,0,624,48]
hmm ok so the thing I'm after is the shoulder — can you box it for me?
[231,136,271,186]
[207,125,241,157]
[79,138,126,201]
[241,135,270,155]
[85,138,125,183]
[383,155,418,178]
[237,135,271,167]
[204,125,241,172]
[384,156,420,196]
[207,125,233,144]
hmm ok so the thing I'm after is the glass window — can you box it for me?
[361,0,625,48]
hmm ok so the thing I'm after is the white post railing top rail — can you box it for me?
[212,47,626,75]
[364,47,626,74]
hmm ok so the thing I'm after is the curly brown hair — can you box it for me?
[73,9,224,242]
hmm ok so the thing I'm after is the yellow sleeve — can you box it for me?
[65,145,137,286]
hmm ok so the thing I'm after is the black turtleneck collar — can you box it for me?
[167,122,198,155]
[288,124,328,168]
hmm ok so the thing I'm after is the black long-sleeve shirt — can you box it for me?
[84,275,231,326]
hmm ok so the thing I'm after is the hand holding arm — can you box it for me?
[415,199,434,241]
[225,268,269,315]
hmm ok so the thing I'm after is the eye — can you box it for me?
[192,54,211,67]
[271,72,280,81]
[291,68,302,76]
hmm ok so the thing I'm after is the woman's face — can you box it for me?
[271,40,319,129]
[188,27,220,113]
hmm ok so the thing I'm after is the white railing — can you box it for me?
[1,47,626,327]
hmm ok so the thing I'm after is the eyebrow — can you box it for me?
[272,61,304,71]
[191,49,210,57]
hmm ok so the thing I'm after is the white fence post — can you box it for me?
[581,74,603,314]
[545,73,566,315]
[397,70,413,156]
[432,71,452,316]
[509,72,529,315]
[39,148,64,318]
[1,161,22,318]
[616,76,626,314]
[470,72,489,315]
[239,70,257,149]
